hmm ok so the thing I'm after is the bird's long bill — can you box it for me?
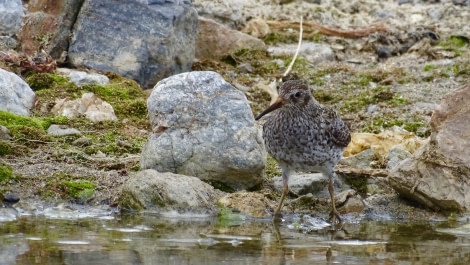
[255,97,284,120]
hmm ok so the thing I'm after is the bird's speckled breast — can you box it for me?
[262,107,345,173]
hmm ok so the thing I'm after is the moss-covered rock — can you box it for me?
[0,165,13,182]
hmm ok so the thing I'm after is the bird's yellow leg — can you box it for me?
[328,176,342,226]
[273,168,291,221]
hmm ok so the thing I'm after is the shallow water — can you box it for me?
[1,207,470,265]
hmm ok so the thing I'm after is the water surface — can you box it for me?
[1,207,470,265]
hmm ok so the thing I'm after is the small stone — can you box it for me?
[72,137,93,147]
[273,173,328,196]
[338,195,365,214]
[0,125,12,140]
[47,124,82,136]
[268,42,334,64]
[57,68,109,86]
[51,92,118,122]
[3,193,20,207]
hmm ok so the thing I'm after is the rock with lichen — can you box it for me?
[388,85,470,212]
[119,169,220,215]
[140,71,266,190]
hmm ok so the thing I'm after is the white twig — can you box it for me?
[283,16,303,78]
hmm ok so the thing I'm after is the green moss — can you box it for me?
[0,110,50,140]
[362,116,428,136]
[59,180,96,203]
[39,173,97,202]
[26,73,73,91]
[0,141,12,156]
[447,63,470,77]
[314,89,337,103]
[83,131,145,156]
[28,71,148,127]
[130,164,140,171]
[118,190,144,211]
[0,165,13,182]
[439,36,468,49]
[263,32,299,45]
[208,180,235,193]
[340,85,406,113]
[217,206,245,227]
[437,36,469,57]
[423,64,436,72]
[259,60,281,75]
[265,156,281,178]
[344,176,368,195]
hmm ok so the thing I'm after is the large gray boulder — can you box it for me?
[119,169,220,216]
[19,0,83,60]
[388,85,470,212]
[0,0,22,34]
[68,0,198,89]
[0,0,23,49]
[140,71,266,190]
[0,68,36,117]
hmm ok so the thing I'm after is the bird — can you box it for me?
[255,80,350,225]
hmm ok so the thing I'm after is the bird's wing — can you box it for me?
[323,108,351,148]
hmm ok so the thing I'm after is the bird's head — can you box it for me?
[255,80,313,120]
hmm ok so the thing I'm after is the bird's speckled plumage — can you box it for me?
[256,80,350,224]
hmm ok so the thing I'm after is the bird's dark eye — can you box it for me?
[294,92,302,98]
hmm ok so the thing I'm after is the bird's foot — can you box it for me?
[328,210,342,229]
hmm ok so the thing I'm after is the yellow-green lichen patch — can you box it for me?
[59,180,96,203]
[339,85,405,114]
[362,115,429,137]
[0,165,13,182]
[265,156,281,179]
[40,173,97,203]
[83,130,146,156]
[438,35,469,56]
[0,110,49,141]
[217,206,245,227]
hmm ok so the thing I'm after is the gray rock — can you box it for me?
[119,169,220,215]
[0,207,19,222]
[267,42,335,64]
[68,0,198,89]
[338,195,365,214]
[0,125,11,140]
[57,68,109,86]
[335,189,357,206]
[47,124,82,137]
[193,0,245,29]
[140,71,265,190]
[388,85,470,212]
[0,0,23,35]
[0,68,36,117]
[386,146,412,169]
[196,17,266,60]
[72,137,92,147]
[273,173,328,196]
[338,148,376,169]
